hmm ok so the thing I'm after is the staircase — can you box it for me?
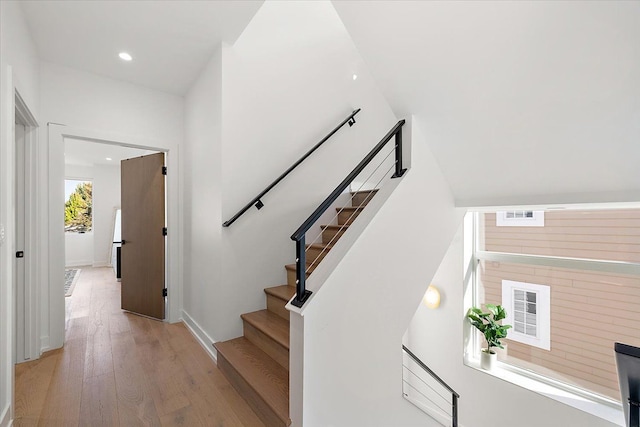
[214,189,378,427]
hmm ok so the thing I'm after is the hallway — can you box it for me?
[14,267,265,426]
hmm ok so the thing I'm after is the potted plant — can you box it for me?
[467,304,512,370]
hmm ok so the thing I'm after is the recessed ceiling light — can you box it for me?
[105,157,112,161]
[118,52,133,61]
[352,74,358,80]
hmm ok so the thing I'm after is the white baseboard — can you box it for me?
[92,261,109,267]
[65,262,92,268]
[181,310,217,362]
[0,403,11,427]
[40,335,50,354]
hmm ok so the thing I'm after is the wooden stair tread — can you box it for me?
[337,206,365,212]
[320,224,350,231]
[284,263,316,274]
[215,337,289,424]
[307,242,333,250]
[264,285,296,301]
[241,310,290,350]
[351,189,378,196]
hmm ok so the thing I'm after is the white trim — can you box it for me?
[467,210,631,425]
[502,280,550,351]
[14,90,37,126]
[464,357,624,426]
[181,310,217,362]
[496,210,544,227]
[65,261,93,268]
[40,335,50,354]
[91,262,109,268]
[14,89,40,363]
[0,403,10,427]
[46,125,182,351]
[476,250,640,276]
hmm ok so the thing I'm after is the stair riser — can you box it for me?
[337,209,362,225]
[243,321,289,370]
[286,268,310,288]
[266,293,290,321]
[351,191,377,207]
[306,246,331,267]
[322,227,347,244]
[217,353,288,427]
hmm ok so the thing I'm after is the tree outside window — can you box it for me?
[65,180,92,233]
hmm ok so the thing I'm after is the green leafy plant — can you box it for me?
[467,304,512,354]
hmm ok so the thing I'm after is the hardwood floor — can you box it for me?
[14,267,265,427]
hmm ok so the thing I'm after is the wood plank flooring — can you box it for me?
[14,267,265,427]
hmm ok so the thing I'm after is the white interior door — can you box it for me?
[14,122,26,363]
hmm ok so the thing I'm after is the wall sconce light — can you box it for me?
[423,285,441,309]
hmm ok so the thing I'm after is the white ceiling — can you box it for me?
[20,0,263,95]
[65,138,153,167]
[333,1,640,205]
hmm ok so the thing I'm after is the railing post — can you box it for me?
[291,236,312,308]
[392,126,406,178]
[452,393,458,427]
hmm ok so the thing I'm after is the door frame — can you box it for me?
[14,91,39,364]
[45,125,181,350]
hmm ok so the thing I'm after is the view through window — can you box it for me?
[65,179,93,233]
[471,208,640,401]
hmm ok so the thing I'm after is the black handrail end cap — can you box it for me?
[222,221,231,227]
[291,290,313,308]
[391,168,407,179]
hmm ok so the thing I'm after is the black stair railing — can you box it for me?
[402,345,459,427]
[290,119,406,308]
[222,109,361,227]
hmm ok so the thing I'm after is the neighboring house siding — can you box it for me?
[480,210,640,400]
[482,210,640,263]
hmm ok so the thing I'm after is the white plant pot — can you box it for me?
[481,349,497,370]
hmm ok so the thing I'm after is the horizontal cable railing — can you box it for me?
[222,108,361,227]
[290,119,406,308]
[302,149,393,275]
[402,345,459,427]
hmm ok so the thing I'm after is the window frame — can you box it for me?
[501,279,551,351]
[463,211,637,424]
[64,177,94,234]
[496,210,544,227]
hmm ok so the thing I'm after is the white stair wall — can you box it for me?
[290,118,465,426]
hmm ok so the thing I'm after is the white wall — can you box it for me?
[182,0,399,346]
[183,47,223,347]
[333,1,640,207]
[64,233,93,268]
[64,163,121,267]
[297,120,465,426]
[403,225,619,427]
[218,0,397,341]
[0,2,40,425]
[40,62,184,351]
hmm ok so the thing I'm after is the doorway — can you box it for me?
[62,139,161,322]
[45,125,180,351]
[14,91,39,364]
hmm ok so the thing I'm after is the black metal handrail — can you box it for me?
[222,109,361,227]
[290,119,406,307]
[403,345,459,427]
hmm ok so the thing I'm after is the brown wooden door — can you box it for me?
[120,152,165,319]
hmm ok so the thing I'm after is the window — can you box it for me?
[496,210,544,226]
[65,179,92,233]
[502,280,550,350]
[467,208,640,405]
